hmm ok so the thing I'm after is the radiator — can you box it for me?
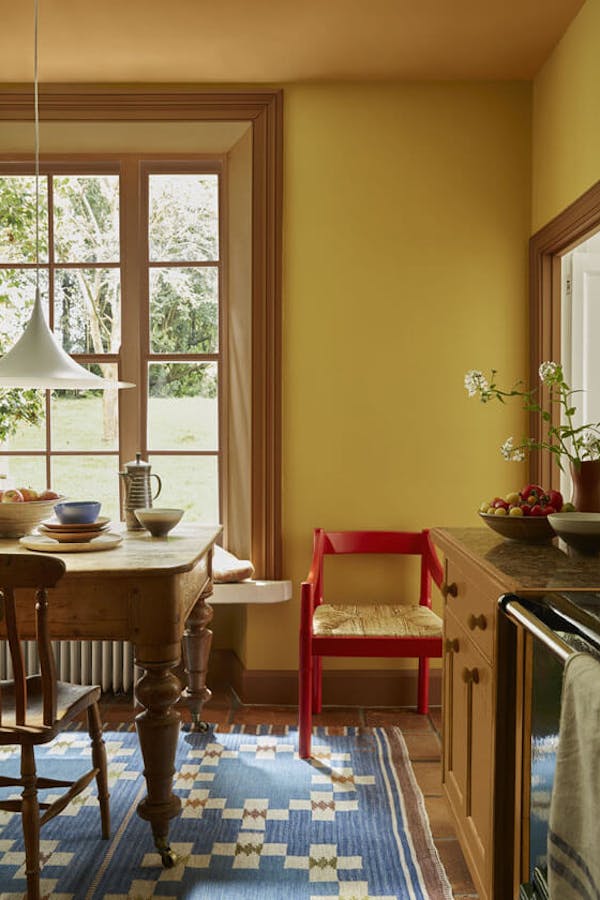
[0,640,135,693]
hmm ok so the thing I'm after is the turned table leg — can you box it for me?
[134,658,182,867]
[180,587,214,731]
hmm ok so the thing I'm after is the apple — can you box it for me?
[509,506,524,516]
[19,487,39,502]
[549,490,563,511]
[530,504,545,516]
[38,489,60,501]
[2,489,24,503]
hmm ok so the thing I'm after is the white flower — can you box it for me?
[580,428,600,461]
[464,370,489,398]
[500,436,525,462]
[539,361,561,386]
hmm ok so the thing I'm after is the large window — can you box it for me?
[0,160,224,526]
[0,88,282,576]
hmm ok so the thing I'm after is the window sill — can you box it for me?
[211,579,292,605]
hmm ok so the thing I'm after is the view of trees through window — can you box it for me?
[0,162,222,524]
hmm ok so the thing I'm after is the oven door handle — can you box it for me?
[499,593,574,664]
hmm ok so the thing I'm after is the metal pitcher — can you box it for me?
[119,453,162,530]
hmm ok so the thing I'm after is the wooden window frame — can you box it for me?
[530,180,600,491]
[0,86,283,578]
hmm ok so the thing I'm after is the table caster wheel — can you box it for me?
[190,715,210,733]
[160,847,178,868]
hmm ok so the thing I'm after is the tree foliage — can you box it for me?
[0,172,220,422]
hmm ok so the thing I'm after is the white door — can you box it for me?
[561,251,600,499]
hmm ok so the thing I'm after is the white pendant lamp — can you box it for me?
[0,0,134,391]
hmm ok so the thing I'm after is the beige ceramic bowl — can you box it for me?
[548,512,600,555]
[0,495,65,538]
[134,507,184,537]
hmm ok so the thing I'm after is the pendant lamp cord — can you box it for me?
[33,0,40,294]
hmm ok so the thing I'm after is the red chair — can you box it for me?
[298,529,444,758]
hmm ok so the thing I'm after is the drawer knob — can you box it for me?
[468,613,487,631]
[441,581,458,600]
[462,667,480,685]
[444,638,459,653]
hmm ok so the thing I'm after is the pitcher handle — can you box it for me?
[151,472,162,501]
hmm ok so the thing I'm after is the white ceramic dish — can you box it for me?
[20,533,123,553]
[548,512,600,555]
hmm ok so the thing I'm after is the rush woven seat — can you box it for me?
[313,602,442,638]
[0,553,110,900]
[299,529,444,759]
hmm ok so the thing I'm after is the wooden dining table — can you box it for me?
[0,521,222,867]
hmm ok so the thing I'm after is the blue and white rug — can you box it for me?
[0,725,452,899]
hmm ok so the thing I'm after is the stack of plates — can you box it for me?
[20,516,123,553]
[37,516,112,543]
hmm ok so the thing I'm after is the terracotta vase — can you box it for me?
[569,460,600,512]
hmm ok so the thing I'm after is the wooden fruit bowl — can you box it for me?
[478,511,555,543]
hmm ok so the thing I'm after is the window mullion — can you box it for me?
[119,158,143,469]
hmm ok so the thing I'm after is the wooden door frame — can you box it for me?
[529,180,600,490]
[0,85,283,578]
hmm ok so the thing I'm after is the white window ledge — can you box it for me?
[211,579,292,605]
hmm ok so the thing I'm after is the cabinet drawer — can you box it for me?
[442,557,497,663]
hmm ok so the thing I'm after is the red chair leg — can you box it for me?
[299,634,313,759]
[312,656,323,713]
[417,657,429,714]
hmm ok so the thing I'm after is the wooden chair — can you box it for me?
[299,529,444,758]
[0,554,110,900]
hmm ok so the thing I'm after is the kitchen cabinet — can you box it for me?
[432,527,600,900]
[435,535,513,900]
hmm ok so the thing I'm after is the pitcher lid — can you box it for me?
[124,452,152,471]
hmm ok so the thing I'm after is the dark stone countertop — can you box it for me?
[431,527,600,593]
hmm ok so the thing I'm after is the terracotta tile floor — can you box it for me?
[99,690,478,899]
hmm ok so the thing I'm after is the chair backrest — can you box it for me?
[305,529,443,610]
[0,554,66,728]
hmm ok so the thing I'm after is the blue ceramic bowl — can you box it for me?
[53,500,101,525]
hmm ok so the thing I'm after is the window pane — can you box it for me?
[52,455,120,522]
[53,175,119,263]
[149,174,219,262]
[149,267,218,353]
[51,366,119,451]
[0,175,48,263]
[149,455,219,523]
[148,362,218,450]
[0,457,46,495]
[0,269,49,349]
[54,268,121,354]
[2,392,46,452]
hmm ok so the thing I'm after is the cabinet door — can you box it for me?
[443,609,494,898]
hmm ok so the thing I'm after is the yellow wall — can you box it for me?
[243,82,532,669]
[0,84,533,673]
[532,0,600,231]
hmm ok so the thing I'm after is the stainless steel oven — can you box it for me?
[499,591,600,900]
